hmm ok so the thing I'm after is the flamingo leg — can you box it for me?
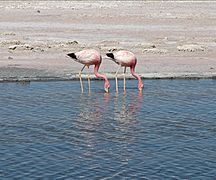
[115,66,121,93]
[123,67,126,93]
[87,66,91,93]
[79,65,86,93]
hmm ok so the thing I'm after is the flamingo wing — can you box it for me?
[107,50,136,66]
[71,49,100,65]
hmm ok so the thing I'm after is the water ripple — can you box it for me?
[0,80,216,179]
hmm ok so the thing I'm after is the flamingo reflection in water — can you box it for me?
[73,91,143,163]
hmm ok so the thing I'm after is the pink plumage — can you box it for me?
[73,49,101,66]
[67,49,110,93]
[106,50,144,92]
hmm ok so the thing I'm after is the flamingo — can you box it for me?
[67,49,110,93]
[106,50,144,92]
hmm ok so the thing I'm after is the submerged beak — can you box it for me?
[104,88,109,93]
[138,88,143,92]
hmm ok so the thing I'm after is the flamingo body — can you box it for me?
[109,50,137,67]
[68,49,101,66]
[67,49,110,93]
[106,50,144,92]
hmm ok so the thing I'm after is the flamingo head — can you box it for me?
[104,80,110,93]
[138,81,144,92]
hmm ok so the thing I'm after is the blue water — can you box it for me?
[0,80,216,179]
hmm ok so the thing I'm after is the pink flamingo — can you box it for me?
[106,50,144,92]
[67,49,110,93]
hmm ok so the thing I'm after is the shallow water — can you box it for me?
[1,80,216,179]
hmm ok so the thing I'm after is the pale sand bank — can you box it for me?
[0,1,216,81]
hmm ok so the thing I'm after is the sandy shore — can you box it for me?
[0,1,216,81]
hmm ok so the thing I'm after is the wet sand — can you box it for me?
[0,1,216,81]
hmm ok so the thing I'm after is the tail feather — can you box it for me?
[67,53,77,59]
[106,53,114,59]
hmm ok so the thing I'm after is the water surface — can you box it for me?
[1,80,216,179]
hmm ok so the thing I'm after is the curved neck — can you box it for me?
[130,66,143,84]
[94,63,109,82]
